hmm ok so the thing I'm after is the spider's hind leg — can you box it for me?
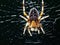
[40,27,45,34]
[38,29,40,34]
[40,24,45,34]
[28,28,32,36]
[23,23,29,34]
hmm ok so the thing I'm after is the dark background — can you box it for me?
[0,0,60,45]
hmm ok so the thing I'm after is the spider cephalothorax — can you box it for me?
[20,0,49,36]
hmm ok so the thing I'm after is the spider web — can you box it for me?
[0,0,60,45]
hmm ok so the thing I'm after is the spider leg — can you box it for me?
[40,27,45,34]
[23,22,29,34]
[38,29,40,34]
[23,0,29,18]
[40,15,49,21]
[40,24,45,34]
[20,15,28,21]
[38,0,44,20]
[28,28,32,36]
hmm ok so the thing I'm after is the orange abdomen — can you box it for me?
[30,21,39,28]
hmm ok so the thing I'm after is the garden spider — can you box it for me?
[20,0,49,36]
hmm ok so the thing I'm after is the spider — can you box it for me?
[20,0,49,36]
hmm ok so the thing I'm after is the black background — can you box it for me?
[0,0,60,45]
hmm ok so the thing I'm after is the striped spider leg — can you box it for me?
[20,0,32,36]
[20,15,32,36]
[38,0,49,34]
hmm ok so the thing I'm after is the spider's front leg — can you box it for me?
[23,0,29,18]
[38,0,44,20]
